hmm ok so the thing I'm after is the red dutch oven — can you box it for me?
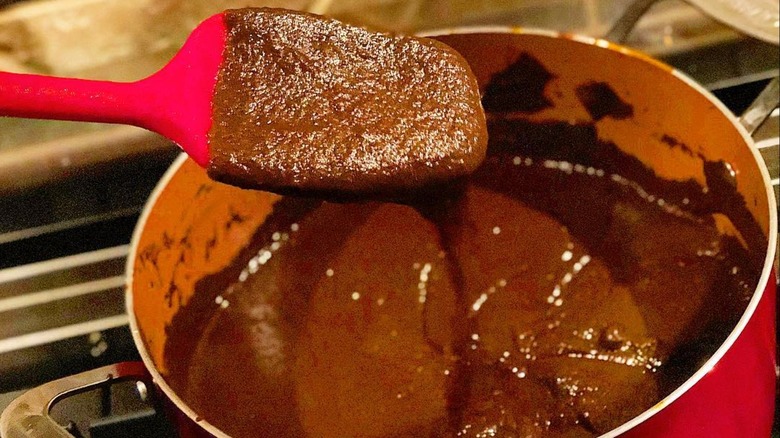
[2,29,777,438]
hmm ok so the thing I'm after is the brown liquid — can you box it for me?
[207,8,487,198]
[167,52,764,437]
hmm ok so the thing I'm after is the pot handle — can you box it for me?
[738,77,779,136]
[605,0,659,43]
[0,362,149,438]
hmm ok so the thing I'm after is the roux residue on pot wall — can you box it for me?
[206,8,487,198]
[166,51,765,437]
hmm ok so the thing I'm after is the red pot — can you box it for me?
[2,28,776,438]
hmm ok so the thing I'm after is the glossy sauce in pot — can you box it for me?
[164,52,764,437]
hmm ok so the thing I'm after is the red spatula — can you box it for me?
[0,9,487,196]
[0,14,225,167]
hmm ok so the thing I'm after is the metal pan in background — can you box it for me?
[687,0,779,46]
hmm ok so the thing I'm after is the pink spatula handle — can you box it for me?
[0,72,148,125]
[0,14,226,167]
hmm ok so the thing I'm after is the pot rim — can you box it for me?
[125,26,778,438]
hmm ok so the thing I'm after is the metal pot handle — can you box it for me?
[0,362,149,438]
[605,0,659,43]
[739,77,779,136]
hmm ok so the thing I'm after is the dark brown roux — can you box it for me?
[166,52,765,437]
[207,8,487,198]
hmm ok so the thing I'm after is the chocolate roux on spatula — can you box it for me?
[207,8,487,198]
[166,44,765,437]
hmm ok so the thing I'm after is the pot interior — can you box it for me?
[128,31,773,437]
